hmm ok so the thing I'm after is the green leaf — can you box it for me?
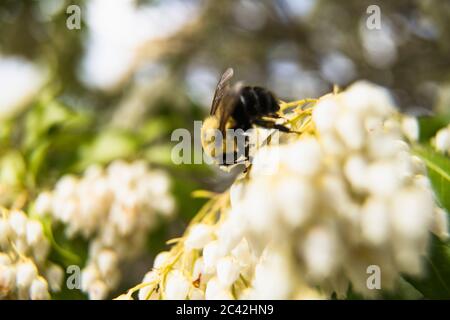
[138,117,171,143]
[77,129,139,169]
[413,144,450,211]
[23,100,92,153]
[144,144,174,165]
[418,115,450,143]
[381,278,423,300]
[405,235,450,299]
[0,119,13,147]
[37,215,82,266]
[0,150,26,188]
[28,141,50,183]
[24,101,72,149]
[407,145,450,298]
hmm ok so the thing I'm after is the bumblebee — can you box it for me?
[201,68,290,166]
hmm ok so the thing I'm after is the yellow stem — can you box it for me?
[280,98,317,111]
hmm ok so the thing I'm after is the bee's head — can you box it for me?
[202,115,220,141]
[201,116,218,151]
[201,116,227,158]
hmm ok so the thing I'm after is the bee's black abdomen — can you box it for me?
[232,86,280,131]
[240,87,259,116]
[253,87,275,115]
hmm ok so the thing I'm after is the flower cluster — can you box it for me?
[123,81,447,300]
[227,82,447,297]
[118,194,257,300]
[433,124,450,155]
[0,208,63,300]
[148,196,260,300]
[121,192,327,300]
[34,160,175,299]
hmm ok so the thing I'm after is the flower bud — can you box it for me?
[34,192,53,217]
[45,264,64,292]
[138,271,159,300]
[185,224,214,250]
[81,265,99,292]
[401,116,419,142]
[88,279,108,300]
[0,265,16,295]
[9,210,27,236]
[97,249,118,277]
[434,126,450,154]
[16,260,38,288]
[216,257,240,287]
[205,277,233,300]
[30,277,50,300]
[202,241,222,274]
[189,287,205,300]
[165,270,190,300]
[26,220,44,246]
[152,251,169,269]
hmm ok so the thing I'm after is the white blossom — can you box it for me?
[165,270,190,300]
[0,209,57,300]
[189,287,205,300]
[0,56,47,120]
[30,277,50,300]
[88,280,109,300]
[202,241,223,274]
[26,220,44,246]
[81,265,100,292]
[36,160,175,299]
[97,249,118,278]
[248,249,294,299]
[185,224,214,250]
[0,266,16,298]
[216,257,240,287]
[224,81,442,297]
[16,261,38,288]
[433,124,450,154]
[45,264,64,292]
[205,277,233,300]
[34,192,53,217]
[401,116,419,142]
[153,251,170,269]
[138,271,159,300]
[9,210,27,237]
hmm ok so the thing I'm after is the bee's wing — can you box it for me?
[217,83,242,134]
[210,68,234,116]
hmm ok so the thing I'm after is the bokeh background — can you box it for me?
[1,0,449,299]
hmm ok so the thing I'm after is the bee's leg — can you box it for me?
[254,119,291,132]
[267,112,281,118]
[218,152,235,166]
[218,151,246,166]
[244,138,250,160]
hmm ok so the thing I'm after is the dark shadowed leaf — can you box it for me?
[404,235,450,299]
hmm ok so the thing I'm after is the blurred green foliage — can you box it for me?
[406,119,450,299]
[0,0,449,300]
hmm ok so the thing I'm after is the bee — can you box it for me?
[201,68,290,166]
